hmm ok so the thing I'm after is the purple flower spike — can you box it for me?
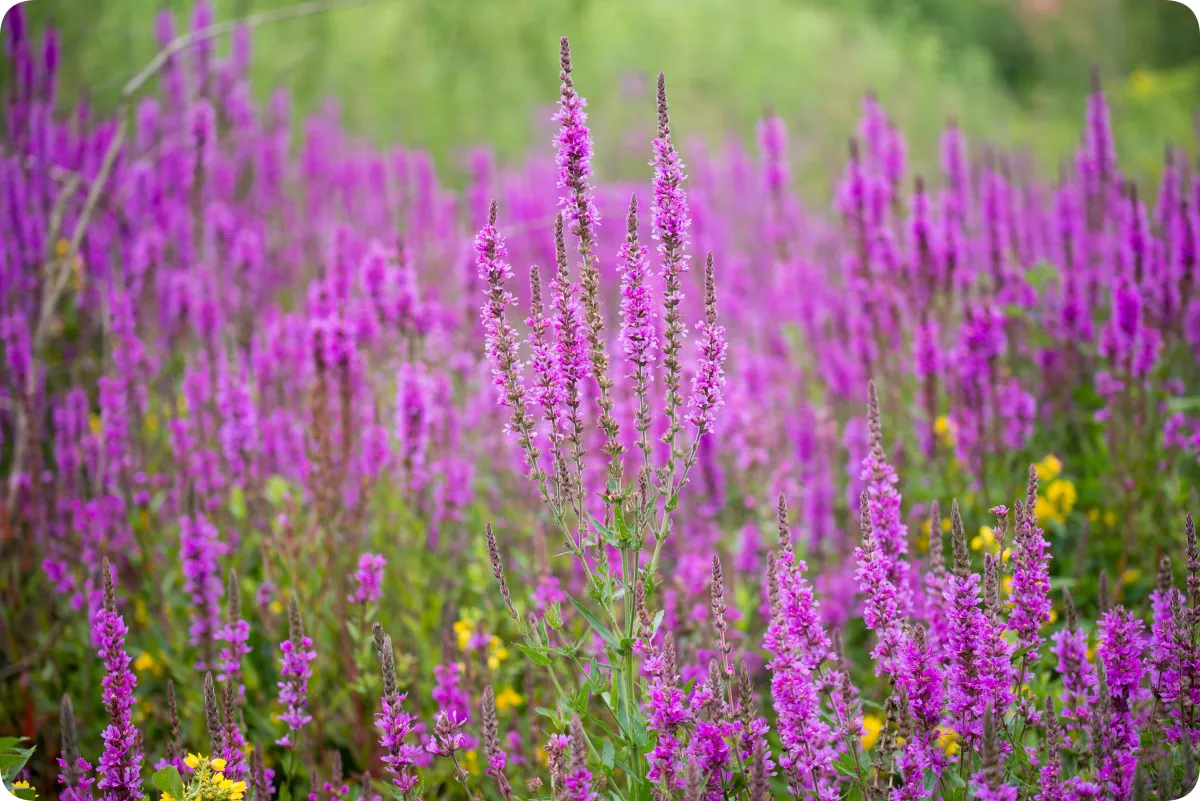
[275,596,317,749]
[348,553,386,604]
[93,560,144,801]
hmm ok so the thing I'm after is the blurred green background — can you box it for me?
[12,0,1200,196]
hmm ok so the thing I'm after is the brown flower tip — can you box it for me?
[950,499,969,577]
[656,72,670,139]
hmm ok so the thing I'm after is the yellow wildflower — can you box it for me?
[135,600,150,627]
[269,600,283,615]
[971,526,998,553]
[1034,454,1063,482]
[487,635,509,670]
[219,777,246,801]
[465,750,479,775]
[1104,510,1116,527]
[1035,496,1060,525]
[933,415,955,446]
[160,794,175,801]
[184,754,203,770]
[494,686,522,712]
[937,727,960,756]
[89,413,102,436]
[1002,575,1013,596]
[915,529,929,554]
[134,651,157,675]
[1001,548,1012,564]
[211,758,227,772]
[1121,569,1141,587]
[861,714,883,750]
[1049,608,1058,624]
[1046,479,1077,518]
[12,780,37,798]
[454,617,475,652]
[942,517,951,533]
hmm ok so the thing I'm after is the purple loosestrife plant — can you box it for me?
[94,559,144,801]
[372,623,419,800]
[1051,589,1097,741]
[275,596,317,749]
[216,570,251,705]
[475,40,729,800]
[57,695,96,801]
[1097,604,1147,797]
[944,500,991,753]
[1008,476,1053,725]
[347,553,386,605]
[180,514,226,672]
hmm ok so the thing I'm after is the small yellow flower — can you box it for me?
[537,746,549,766]
[465,750,479,774]
[1103,510,1117,527]
[89,413,102,436]
[937,727,960,756]
[941,517,951,533]
[211,758,227,772]
[454,617,475,652]
[1088,509,1100,524]
[1035,496,1061,526]
[1046,480,1077,518]
[134,651,159,675]
[1086,644,1096,662]
[1035,454,1063,482]
[933,415,955,446]
[861,714,884,750]
[269,600,283,615]
[487,635,509,670]
[1002,575,1013,596]
[494,686,522,712]
[1000,548,1012,564]
[1049,608,1059,624]
[1121,569,1142,587]
[184,753,203,770]
[915,530,929,554]
[12,780,37,798]
[161,794,176,801]
[971,526,997,553]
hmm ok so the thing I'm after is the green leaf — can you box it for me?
[229,487,247,521]
[514,642,553,667]
[265,475,291,506]
[570,599,620,651]
[0,738,25,751]
[650,609,665,638]
[534,707,565,727]
[152,765,185,801]
[600,739,615,772]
